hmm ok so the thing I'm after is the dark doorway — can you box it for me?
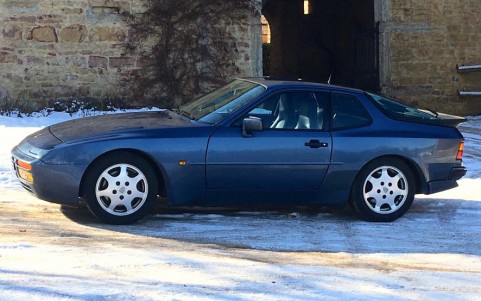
[262,0,379,91]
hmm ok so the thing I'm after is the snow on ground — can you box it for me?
[0,112,480,300]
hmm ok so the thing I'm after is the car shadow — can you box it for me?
[60,197,481,255]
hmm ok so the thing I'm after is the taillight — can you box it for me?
[456,142,464,160]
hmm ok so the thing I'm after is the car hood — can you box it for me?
[49,110,194,142]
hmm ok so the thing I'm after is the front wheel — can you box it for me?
[82,152,158,224]
[350,159,415,222]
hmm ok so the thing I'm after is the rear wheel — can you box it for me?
[82,152,158,224]
[350,158,415,222]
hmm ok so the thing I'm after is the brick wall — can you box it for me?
[380,0,481,115]
[0,0,262,103]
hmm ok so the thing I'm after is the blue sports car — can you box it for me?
[12,78,467,224]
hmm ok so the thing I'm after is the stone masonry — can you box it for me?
[1,0,480,115]
[378,0,481,115]
[0,0,262,103]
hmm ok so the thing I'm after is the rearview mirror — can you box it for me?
[242,117,263,137]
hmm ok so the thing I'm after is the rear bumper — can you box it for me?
[427,180,458,194]
[449,166,467,181]
[426,166,467,194]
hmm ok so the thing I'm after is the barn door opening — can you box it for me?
[353,22,380,92]
[262,0,379,91]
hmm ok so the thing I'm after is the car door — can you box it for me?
[205,91,332,197]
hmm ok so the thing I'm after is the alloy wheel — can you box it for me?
[95,163,148,216]
[362,165,408,214]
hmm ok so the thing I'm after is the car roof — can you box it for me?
[240,77,365,94]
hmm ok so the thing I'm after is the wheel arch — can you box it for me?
[79,149,168,200]
[354,155,426,194]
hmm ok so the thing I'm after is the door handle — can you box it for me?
[304,140,328,148]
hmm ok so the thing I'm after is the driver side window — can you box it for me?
[241,92,327,131]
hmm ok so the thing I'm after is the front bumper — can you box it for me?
[11,146,87,207]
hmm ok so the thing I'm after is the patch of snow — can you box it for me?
[0,111,480,300]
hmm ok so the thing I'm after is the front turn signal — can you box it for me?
[456,142,464,160]
[16,159,33,183]
[17,160,32,171]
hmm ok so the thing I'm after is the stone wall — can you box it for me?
[0,0,262,103]
[379,0,481,115]
[3,0,479,115]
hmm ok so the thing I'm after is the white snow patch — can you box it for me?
[0,112,480,300]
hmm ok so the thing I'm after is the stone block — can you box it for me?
[109,56,134,68]
[61,7,84,14]
[0,52,18,63]
[86,8,122,24]
[26,56,45,65]
[89,26,126,42]
[4,0,40,13]
[59,24,88,42]
[65,56,87,68]
[2,24,23,40]
[8,16,36,23]
[89,56,108,68]
[67,13,88,24]
[30,26,58,43]
[37,14,64,24]
[4,72,23,82]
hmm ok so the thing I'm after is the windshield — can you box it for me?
[367,92,438,120]
[180,79,266,124]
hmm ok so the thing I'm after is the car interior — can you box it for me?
[249,92,326,131]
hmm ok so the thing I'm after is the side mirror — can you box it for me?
[242,117,263,137]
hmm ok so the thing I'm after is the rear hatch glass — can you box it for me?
[367,93,466,127]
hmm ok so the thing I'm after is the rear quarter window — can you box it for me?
[331,93,372,130]
[367,92,438,121]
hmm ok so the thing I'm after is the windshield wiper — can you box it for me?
[174,108,195,120]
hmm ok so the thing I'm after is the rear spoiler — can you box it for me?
[435,112,467,128]
[418,109,467,128]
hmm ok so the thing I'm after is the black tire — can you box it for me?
[82,152,158,224]
[349,158,415,222]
